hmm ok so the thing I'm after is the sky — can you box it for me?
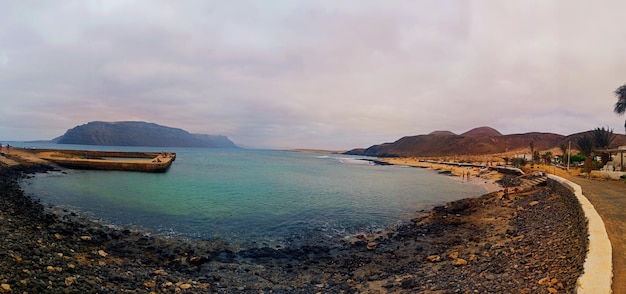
[1,1,626,150]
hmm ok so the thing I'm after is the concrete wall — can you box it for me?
[547,175,613,294]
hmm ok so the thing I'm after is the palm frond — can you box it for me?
[615,84,626,99]
[616,100,626,115]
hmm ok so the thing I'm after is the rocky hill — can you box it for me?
[56,121,238,148]
[345,127,626,157]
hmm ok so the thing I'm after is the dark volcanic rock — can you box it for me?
[0,162,587,293]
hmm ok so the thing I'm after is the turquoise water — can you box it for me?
[18,145,488,247]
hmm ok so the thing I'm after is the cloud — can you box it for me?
[1,1,626,149]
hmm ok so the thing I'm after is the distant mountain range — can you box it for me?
[345,126,626,157]
[52,121,238,148]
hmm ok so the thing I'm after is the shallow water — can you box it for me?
[19,145,488,247]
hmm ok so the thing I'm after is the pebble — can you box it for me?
[65,276,76,286]
[426,255,441,262]
[454,258,468,266]
[144,281,156,288]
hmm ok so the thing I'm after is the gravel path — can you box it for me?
[0,161,588,293]
[560,174,626,294]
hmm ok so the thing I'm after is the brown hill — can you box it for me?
[345,127,626,158]
[429,130,457,136]
[461,126,502,137]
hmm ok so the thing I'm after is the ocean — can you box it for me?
[17,144,489,248]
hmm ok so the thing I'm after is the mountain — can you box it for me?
[56,121,238,148]
[460,126,502,137]
[345,127,626,157]
[429,130,457,136]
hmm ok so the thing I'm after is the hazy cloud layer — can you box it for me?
[1,1,626,149]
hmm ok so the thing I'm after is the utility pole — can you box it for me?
[567,141,571,172]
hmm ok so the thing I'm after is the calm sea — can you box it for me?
[17,144,488,248]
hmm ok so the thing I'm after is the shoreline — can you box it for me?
[0,155,587,292]
[372,157,505,194]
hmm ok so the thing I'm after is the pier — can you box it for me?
[29,149,176,172]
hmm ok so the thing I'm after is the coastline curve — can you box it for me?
[547,174,613,294]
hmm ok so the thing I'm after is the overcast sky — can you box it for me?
[1,1,626,149]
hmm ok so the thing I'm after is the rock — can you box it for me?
[426,255,441,262]
[529,201,539,207]
[198,283,211,289]
[153,269,167,275]
[538,277,550,285]
[65,276,76,287]
[454,258,468,266]
[448,251,459,259]
[180,283,192,289]
[367,242,377,250]
[548,278,558,287]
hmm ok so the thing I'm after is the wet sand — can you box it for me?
[0,155,587,293]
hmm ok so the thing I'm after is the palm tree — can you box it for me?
[615,83,626,134]
[576,135,594,158]
[594,127,615,165]
[559,144,567,164]
[541,152,553,165]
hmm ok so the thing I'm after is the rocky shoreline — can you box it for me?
[0,162,587,293]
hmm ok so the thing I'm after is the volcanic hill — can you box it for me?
[345,126,626,157]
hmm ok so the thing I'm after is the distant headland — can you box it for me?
[46,121,239,148]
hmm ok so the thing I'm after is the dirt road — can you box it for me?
[562,175,626,293]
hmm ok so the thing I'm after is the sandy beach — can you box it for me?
[0,152,587,293]
[374,157,505,193]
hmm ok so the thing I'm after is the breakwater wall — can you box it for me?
[547,175,612,294]
[25,149,164,159]
[29,149,176,173]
